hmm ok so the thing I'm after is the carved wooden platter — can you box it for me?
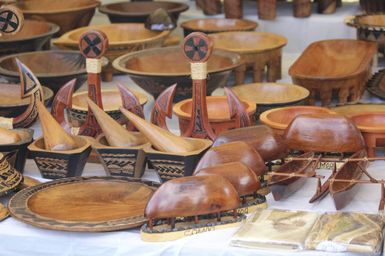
[9,176,156,232]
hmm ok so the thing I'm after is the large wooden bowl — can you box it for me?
[54,23,170,82]
[113,47,242,101]
[345,14,385,55]
[0,20,59,55]
[99,1,188,23]
[289,39,377,106]
[332,104,385,117]
[14,0,100,36]
[68,89,148,127]
[0,83,53,118]
[259,106,335,135]
[0,51,88,95]
[181,18,258,36]
[173,96,256,136]
[232,83,309,120]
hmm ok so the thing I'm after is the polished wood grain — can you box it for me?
[195,141,266,177]
[332,104,385,118]
[289,39,377,106]
[259,106,334,135]
[213,125,288,162]
[284,113,365,153]
[15,0,99,36]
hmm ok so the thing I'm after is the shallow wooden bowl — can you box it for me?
[259,106,335,135]
[0,129,33,173]
[350,112,385,133]
[15,0,100,36]
[68,89,148,127]
[28,136,92,179]
[113,47,242,101]
[0,50,88,94]
[0,83,53,118]
[232,83,309,120]
[0,20,59,55]
[332,104,385,117]
[173,96,256,136]
[359,0,385,13]
[144,138,212,183]
[54,23,170,82]
[99,1,188,23]
[289,39,377,106]
[181,18,258,36]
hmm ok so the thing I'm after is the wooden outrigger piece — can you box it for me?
[77,29,109,137]
[151,83,177,130]
[51,79,76,133]
[181,32,216,140]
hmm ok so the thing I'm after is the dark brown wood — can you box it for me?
[51,79,76,133]
[9,176,155,231]
[317,0,336,14]
[359,0,385,13]
[151,83,176,130]
[258,0,277,20]
[213,125,288,162]
[78,30,108,137]
[284,113,366,153]
[224,0,243,18]
[196,0,222,15]
[195,141,267,177]
[293,0,312,18]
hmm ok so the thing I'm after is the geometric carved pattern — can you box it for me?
[100,153,136,176]
[150,159,185,182]
[34,157,68,179]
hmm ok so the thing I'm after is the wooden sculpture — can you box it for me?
[195,141,266,177]
[77,29,108,137]
[117,83,145,131]
[150,83,176,130]
[224,87,251,128]
[141,175,243,242]
[87,99,146,147]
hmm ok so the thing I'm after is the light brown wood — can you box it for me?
[180,18,257,35]
[0,203,9,222]
[120,107,198,154]
[36,101,77,151]
[87,99,146,147]
[0,127,21,145]
[289,39,377,106]
[209,32,287,84]
[332,104,385,118]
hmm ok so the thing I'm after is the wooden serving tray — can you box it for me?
[9,176,156,232]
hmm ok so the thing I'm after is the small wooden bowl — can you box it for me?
[0,83,53,118]
[359,0,385,13]
[332,104,385,117]
[113,47,242,102]
[289,39,377,106]
[144,138,212,183]
[181,18,258,36]
[232,83,310,120]
[0,50,88,94]
[54,23,170,82]
[0,20,59,55]
[15,0,100,36]
[68,89,148,127]
[346,14,385,55]
[0,128,33,173]
[173,96,256,136]
[93,133,149,178]
[28,136,92,179]
[259,106,335,135]
[99,1,188,23]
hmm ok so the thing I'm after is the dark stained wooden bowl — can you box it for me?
[0,83,53,118]
[0,50,88,94]
[99,1,188,23]
[181,18,258,36]
[15,0,100,36]
[113,47,242,101]
[0,20,59,55]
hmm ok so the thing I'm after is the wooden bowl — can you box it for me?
[350,112,385,133]
[93,134,149,178]
[289,39,377,106]
[99,1,188,23]
[28,136,92,179]
[54,23,170,82]
[232,83,309,120]
[15,0,100,36]
[0,20,59,55]
[0,83,53,118]
[113,47,242,101]
[359,0,385,13]
[181,18,258,36]
[0,50,88,95]
[259,106,335,135]
[332,104,385,117]
[346,14,385,55]
[174,96,256,136]
[68,89,148,127]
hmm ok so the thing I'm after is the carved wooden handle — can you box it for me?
[0,6,24,36]
[79,30,108,59]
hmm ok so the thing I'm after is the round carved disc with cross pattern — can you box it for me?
[182,32,213,63]
[79,30,109,59]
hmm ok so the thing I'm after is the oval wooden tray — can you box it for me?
[9,176,156,232]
